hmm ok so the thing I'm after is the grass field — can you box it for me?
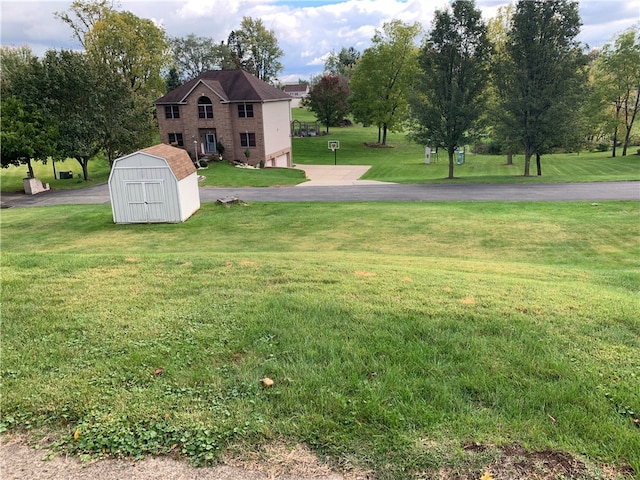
[1,201,638,478]
[1,109,638,192]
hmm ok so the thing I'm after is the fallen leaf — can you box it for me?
[261,377,274,387]
[548,414,557,424]
[480,472,494,480]
[154,368,163,376]
[73,429,80,441]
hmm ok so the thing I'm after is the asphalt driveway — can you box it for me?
[1,163,638,208]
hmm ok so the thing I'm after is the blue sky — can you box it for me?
[1,0,638,83]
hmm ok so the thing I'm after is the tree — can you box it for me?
[54,0,117,48]
[307,75,350,133]
[496,0,585,176]
[324,47,360,77]
[0,46,57,177]
[0,96,57,177]
[170,34,226,82]
[38,50,110,180]
[164,66,182,92]
[225,17,283,83]
[486,5,519,163]
[596,27,640,156]
[409,0,492,179]
[349,20,422,145]
[84,10,169,99]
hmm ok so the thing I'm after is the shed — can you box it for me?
[109,144,200,224]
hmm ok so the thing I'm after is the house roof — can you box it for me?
[154,70,291,105]
[140,144,196,181]
[283,84,309,93]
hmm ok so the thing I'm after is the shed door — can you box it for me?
[125,180,167,223]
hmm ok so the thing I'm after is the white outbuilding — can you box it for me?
[109,144,200,224]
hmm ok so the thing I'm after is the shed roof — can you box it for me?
[154,70,291,105]
[140,144,196,181]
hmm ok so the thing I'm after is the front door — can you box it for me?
[125,180,167,223]
[204,132,217,153]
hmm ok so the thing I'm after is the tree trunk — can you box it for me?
[377,127,381,144]
[506,152,513,165]
[622,91,640,157]
[77,158,89,181]
[448,149,455,179]
[26,159,34,178]
[523,152,532,177]
[536,153,542,176]
[382,124,388,146]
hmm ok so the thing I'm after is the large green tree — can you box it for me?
[84,10,169,99]
[496,0,585,176]
[349,20,422,145]
[0,96,58,178]
[170,34,226,82]
[307,75,350,134]
[410,0,492,179]
[54,0,116,48]
[0,46,57,177]
[324,47,360,78]
[225,17,283,83]
[595,27,640,157]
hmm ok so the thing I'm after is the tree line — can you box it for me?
[1,0,638,181]
[1,0,283,180]
[306,0,640,178]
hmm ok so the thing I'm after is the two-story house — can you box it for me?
[154,70,293,168]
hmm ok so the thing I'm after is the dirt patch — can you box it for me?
[363,143,394,149]
[224,442,373,479]
[2,436,634,480]
[354,271,376,277]
[460,443,635,480]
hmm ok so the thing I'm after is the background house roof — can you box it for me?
[154,70,291,104]
[283,84,309,93]
[140,144,196,181]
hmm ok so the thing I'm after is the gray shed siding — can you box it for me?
[109,152,199,224]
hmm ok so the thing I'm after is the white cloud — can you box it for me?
[1,0,639,81]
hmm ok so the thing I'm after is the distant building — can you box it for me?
[283,83,310,98]
[154,70,293,168]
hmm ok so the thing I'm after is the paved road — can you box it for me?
[1,181,639,208]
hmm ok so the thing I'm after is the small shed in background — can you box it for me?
[109,144,200,224]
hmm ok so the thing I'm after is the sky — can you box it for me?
[1,0,639,83]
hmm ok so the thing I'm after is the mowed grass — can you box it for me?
[290,121,640,184]
[1,108,638,191]
[1,201,639,478]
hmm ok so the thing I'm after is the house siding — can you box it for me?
[155,71,292,168]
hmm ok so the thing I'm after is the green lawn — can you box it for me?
[1,109,638,192]
[2,202,638,478]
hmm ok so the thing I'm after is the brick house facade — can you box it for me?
[154,70,292,167]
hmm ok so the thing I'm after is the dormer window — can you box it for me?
[238,103,253,118]
[198,96,213,119]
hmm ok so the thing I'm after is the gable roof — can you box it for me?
[155,70,291,105]
[283,84,309,93]
[140,144,196,181]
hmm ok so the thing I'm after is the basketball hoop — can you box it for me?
[328,141,339,165]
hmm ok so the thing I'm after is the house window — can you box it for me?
[240,132,256,147]
[165,105,180,119]
[168,133,184,146]
[198,96,213,119]
[238,103,254,118]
